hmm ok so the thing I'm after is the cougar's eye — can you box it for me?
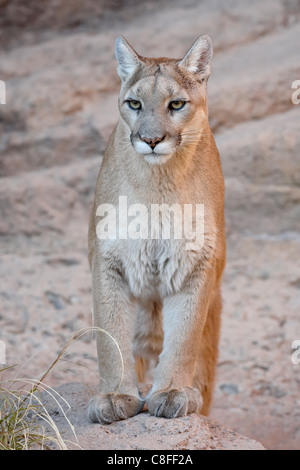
[127,100,141,110]
[169,100,186,110]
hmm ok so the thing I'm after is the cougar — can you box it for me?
[87,34,226,423]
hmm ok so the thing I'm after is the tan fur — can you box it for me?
[87,35,226,423]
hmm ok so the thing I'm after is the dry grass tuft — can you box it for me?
[0,327,123,450]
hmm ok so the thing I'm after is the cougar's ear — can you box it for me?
[115,36,142,81]
[178,34,213,82]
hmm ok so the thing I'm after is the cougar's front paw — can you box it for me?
[88,393,144,424]
[147,387,203,419]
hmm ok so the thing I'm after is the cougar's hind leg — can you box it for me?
[135,356,150,383]
[193,287,222,416]
[133,301,163,384]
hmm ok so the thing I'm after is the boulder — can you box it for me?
[39,383,266,450]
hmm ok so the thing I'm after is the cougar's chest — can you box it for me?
[121,237,197,300]
[97,195,207,299]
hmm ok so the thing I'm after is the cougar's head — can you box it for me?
[115,34,213,164]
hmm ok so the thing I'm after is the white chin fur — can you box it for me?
[143,153,173,165]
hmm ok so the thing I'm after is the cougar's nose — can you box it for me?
[140,135,165,149]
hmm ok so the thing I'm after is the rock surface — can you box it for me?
[39,383,265,450]
[0,0,300,451]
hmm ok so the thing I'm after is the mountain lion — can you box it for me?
[88,34,226,423]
